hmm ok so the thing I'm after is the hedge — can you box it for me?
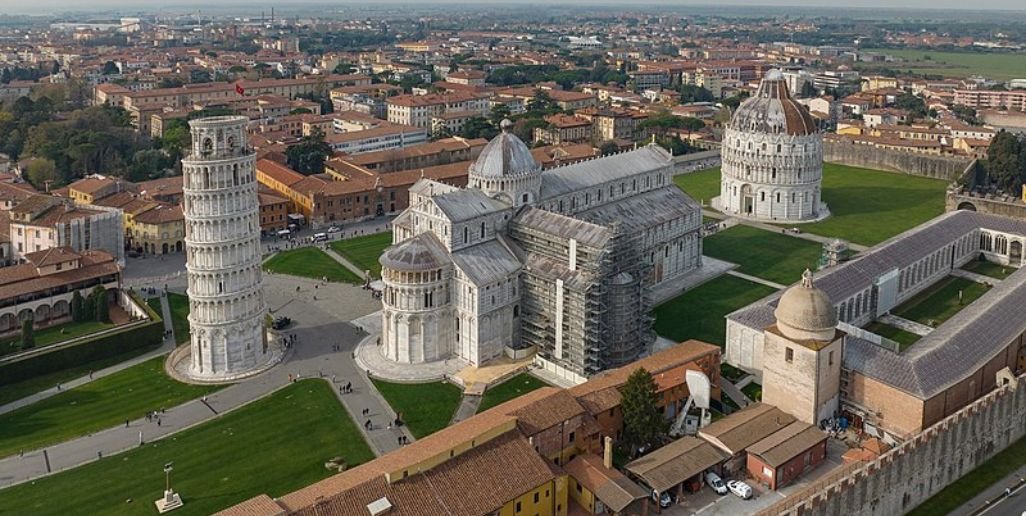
[0,291,164,387]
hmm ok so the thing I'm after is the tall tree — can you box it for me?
[620,368,667,453]
[286,129,332,175]
[71,290,84,322]
[93,287,109,323]
[20,319,34,350]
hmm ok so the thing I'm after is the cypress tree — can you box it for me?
[71,290,84,322]
[20,319,34,349]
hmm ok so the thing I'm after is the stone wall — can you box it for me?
[672,149,721,176]
[947,192,1026,220]
[757,373,1026,516]
[824,140,971,181]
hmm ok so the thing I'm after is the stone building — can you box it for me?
[718,69,828,222]
[381,120,704,379]
[181,116,272,381]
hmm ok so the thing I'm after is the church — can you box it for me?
[378,120,704,380]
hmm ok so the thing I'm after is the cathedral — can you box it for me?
[378,120,703,379]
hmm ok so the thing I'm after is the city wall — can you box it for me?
[757,372,1026,516]
[823,140,971,181]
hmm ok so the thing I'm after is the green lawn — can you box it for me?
[720,363,747,383]
[477,373,550,414]
[892,276,990,327]
[861,48,1026,81]
[864,321,921,351]
[147,293,191,344]
[0,320,115,358]
[962,259,1016,280]
[329,232,392,279]
[263,247,362,284]
[0,356,221,458]
[908,434,1026,516]
[703,225,823,285]
[370,379,462,438]
[674,167,721,205]
[741,382,762,402]
[654,275,778,346]
[0,380,374,516]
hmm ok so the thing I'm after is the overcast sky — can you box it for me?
[2,0,1025,15]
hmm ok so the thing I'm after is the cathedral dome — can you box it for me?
[774,269,837,341]
[379,233,449,273]
[469,119,540,179]
[729,69,817,136]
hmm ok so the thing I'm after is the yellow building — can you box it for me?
[128,203,184,255]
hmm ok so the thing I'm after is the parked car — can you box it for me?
[272,316,292,330]
[651,491,675,508]
[727,480,753,500]
[327,226,342,233]
[705,471,728,495]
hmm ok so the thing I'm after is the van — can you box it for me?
[313,233,328,242]
[276,229,291,238]
[705,471,728,495]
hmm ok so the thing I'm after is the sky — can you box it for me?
[1,0,1024,14]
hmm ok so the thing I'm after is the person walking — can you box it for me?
[125,419,130,428]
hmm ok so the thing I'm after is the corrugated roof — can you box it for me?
[625,436,727,493]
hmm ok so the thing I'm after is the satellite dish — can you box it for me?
[686,370,711,410]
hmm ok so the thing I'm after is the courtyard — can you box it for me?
[653,275,778,346]
[891,276,990,327]
[370,379,462,438]
[263,247,362,284]
[961,259,1017,280]
[0,380,374,516]
[477,373,550,414]
[703,225,823,285]
[863,321,921,350]
[0,320,115,358]
[329,232,393,279]
[0,356,221,459]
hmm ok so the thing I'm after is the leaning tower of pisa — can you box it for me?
[180,116,273,381]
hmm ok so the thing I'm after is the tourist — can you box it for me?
[157,418,161,427]
[125,420,130,428]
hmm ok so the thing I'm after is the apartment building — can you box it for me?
[533,114,593,144]
[386,92,489,129]
[954,89,1026,111]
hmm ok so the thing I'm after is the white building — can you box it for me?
[717,70,828,222]
[8,195,125,265]
[181,116,272,381]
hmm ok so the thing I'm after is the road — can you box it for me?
[952,463,1026,516]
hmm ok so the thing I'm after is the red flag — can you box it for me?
[235,83,245,95]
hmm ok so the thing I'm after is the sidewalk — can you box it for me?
[324,247,369,281]
[726,270,787,290]
[950,463,1026,516]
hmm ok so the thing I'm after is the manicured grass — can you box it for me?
[741,382,762,402]
[0,320,115,358]
[908,434,1026,516]
[0,346,159,407]
[653,275,778,346]
[962,259,1016,280]
[674,167,721,205]
[720,363,747,383]
[263,247,362,284]
[477,373,550,413]
[797,163,948,246]
[330,232,392,279]
[0,356,221,458]
[370,379,462,438]
[147,293,191,344]
[864,321,921,350]
[861,48,1026,81]
[703,225,823,285]
[892,276,990,327]
[0,380,374,516]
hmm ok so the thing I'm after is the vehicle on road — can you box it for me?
[727,480,753,499]
[313,232,328,242]
[327,226,342,233]
[705,471,728,495]
[272,316,292,330]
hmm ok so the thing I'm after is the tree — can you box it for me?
[23,158,61,190]
[527,89,555,114]
[459,117,498,140]
[680,117,705,138]
[599,141,620,156]
[333,63,355,75]
[20,319,34,350]
[799,81,819,98]
[71,290,84,322]
[82,291,96,322]
[620,368,666,453]
[679,84,714,104]
[512,118,548,142]
[286,129,332,175]
[986,131,1025,192]
[1,68,11,84]
[93,287,109,323]
[489,104,512,126]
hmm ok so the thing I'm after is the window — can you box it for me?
[533,493,539,503]
[828,350,834,366]
[515,501,521,513]
[568,431,575,442]
[785,347,794,363]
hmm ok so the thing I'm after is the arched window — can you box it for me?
[463,226,468,244]
[479,222,485,238]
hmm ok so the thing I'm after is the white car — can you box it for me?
[727,480,753,499]
[705,471,728,495]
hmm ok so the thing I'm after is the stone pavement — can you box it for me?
[726,270,787,290]
[450,395,483,424]
[324,247,370,281]
[719,376,753,411]
[878,314,935,337]
[355,331,465,382]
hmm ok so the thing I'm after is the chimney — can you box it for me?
[603,436,613,469]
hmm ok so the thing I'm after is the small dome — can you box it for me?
[774,269,837,341]
[469,118,540,179]
[379,233,449,273]
[729,69,817,136]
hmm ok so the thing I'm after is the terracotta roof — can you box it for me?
[625,437,728,493]
[0,182,37,204]
[508,388,587,435]
[133,204,183,225]
[746,420,826,468]
[0,249,119,300]
[212,494,284,516]
[23,246,80,268]
[698,403,795,455]
[136,176,184,198]
[564,454,648,512]
[386,92,483,107]
[257,159,306,187]
[68,177,116,195]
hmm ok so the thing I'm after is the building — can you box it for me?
[8,195,125,265]
[725,210,1026,441]
[386,93,489,129]
[258,190,289,233]
[181,116,271,381]
[718,70,827,222]
[445,70,487,86]
[0,247,121,335]
[323,124,429,155]
[380,120,704,378]
[578,107,647,142]
[533,114,593,145]
[327,137,486,174]
[953,89,1026,111]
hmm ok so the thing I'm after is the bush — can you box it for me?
[20,320,34,350]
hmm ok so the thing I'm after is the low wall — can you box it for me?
[672,149,721,176]
[947,192,1026,220]
[758,373,1026,516]
[824,140,971,181]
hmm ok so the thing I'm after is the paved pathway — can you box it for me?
[726,270,787,290]
[324,247,370,281]
[719,377,753,411]
[951,268,1001,285]
[951,462,1026,516]
[878,314,935,337]
[450,395,483,424]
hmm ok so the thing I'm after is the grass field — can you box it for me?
[654,275,778,346]
[741,382,762,402]
[263,247,362,284]
[0,346,159,407]
[147,293,191,344]
[370,379,462,438]
[962,259,1017,280]
[864,321,921,350]
[892,276,990,327]
[0,356,221,458]
[703,225,823,285]
[0,380,374,516]
[908,434,1026,516]
[861,48,1026,81]
[674,167,721,205]
[477,373,550,414]
[329,232,392,279]
[0,320,115,358]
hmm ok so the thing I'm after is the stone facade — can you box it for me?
[181,116,270,381]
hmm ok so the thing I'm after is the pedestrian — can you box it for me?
[56,383,62,392]
[125,419,130,428]
[332,374,336,383]
[339,385,343,394]
[97,451,102,460]
[346,382,352,392]
[89,370,93,379]
[397,436,402,446]
[157,418,162,427]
